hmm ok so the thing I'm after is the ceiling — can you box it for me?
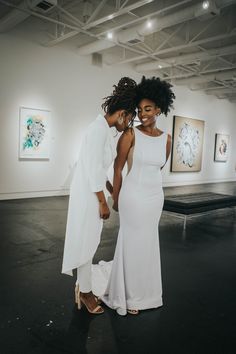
[0,0,236,102]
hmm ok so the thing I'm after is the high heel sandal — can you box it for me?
[75,285,101,306]
[75,285,102,305]
[79,296,104,314]
[75,285,104,314]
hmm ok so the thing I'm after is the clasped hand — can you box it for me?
[99,201,110,219]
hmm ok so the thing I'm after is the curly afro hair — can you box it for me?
[102,77,137,119]
[136,76,175,116]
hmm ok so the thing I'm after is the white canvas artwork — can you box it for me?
[171,116,205,172]
[214,134,230,162]
[19,107,50,159]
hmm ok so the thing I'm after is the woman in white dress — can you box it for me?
[62,77,137,314]
[102,76,175,315]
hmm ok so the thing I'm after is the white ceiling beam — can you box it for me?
[173,68,236,85]
[77,0,236,56]
[0,0,42,32]
[85,0,108,25]
[45,30,79,47]
[116,30,236,65]
[97,0,192,37]
[83,0,155,30]
[191,83,232,91]
[0,0,100,39]
[120,0,129,10]
[217,93,236,99]
[154,23,185,52]
[78,0,202,55]
[206,87,236,95]
[135,44,236,71]
[164,64,236,80]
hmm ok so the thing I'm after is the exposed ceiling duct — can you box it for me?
[0,0,57,32]
[174,69,236,85]
[77,0,235,56]
[0,0,235,102]
[135,44,236,71]
[206,87,236,95]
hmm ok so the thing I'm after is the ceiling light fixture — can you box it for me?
[107,32,113,39]
[147,20,152,29]
[202,1,210,10]
[158,64,162,69]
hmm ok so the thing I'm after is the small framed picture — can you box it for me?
[19,107,50,159]
[214,134,230,162]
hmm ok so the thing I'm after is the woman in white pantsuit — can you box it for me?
[62,77,137,314]
[102,76,175,315]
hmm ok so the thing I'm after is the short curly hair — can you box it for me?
[102,77,137,119]
[136,76,175,116]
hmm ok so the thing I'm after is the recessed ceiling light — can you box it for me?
[107,32,113,39]
[202,1,210,10]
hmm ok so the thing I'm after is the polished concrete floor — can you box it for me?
[0,182,236,354]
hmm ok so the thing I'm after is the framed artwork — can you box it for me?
[214,133,230,162]
[171,115,205,172]
[19,107,50,159]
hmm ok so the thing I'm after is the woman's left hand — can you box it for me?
[99,201,110,219]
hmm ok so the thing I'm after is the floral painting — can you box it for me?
[171,116,205,172]
[19,107,50,159]
[214,134,230,162]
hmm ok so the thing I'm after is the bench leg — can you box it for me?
[183,215,187,230]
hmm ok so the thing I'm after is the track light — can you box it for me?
[107,32,113,39]
[146,20,152,28]
[202,1,210,10]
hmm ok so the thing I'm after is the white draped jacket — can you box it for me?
[62,114,116,276]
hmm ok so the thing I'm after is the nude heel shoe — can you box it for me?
[80,296,104,315]
[75,284,101,306]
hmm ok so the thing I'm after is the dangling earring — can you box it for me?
[117,116,124,125]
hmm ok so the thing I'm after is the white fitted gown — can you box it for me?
[102,127,167,315]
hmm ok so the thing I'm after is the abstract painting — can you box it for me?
[19,107,50,159]
[214,133,230,162]
[171,115,205,172]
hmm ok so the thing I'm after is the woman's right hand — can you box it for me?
[112,201,119,212]
[99,201,110,219]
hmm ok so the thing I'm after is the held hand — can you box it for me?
[106,180,113,196]
[112,201,119,212]
[99,201,110,219]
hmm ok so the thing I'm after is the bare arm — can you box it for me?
[161,134,172,169]
[95,191,110,219]
[113,129,134,211]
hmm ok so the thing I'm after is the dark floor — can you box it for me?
[0,182,236,354]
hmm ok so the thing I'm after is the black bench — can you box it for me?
[163,192,236,229]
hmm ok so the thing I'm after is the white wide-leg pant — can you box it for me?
[76,259,92,292]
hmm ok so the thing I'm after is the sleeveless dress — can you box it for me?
[101,127,167,315]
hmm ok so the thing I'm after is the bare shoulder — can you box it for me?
[118,128,134,145]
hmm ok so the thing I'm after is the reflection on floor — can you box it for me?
[0,182,236,354]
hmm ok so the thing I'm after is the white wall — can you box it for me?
[0,34,235,200]
[159,86,236,186]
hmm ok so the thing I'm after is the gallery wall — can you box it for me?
[0,33,235,200]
